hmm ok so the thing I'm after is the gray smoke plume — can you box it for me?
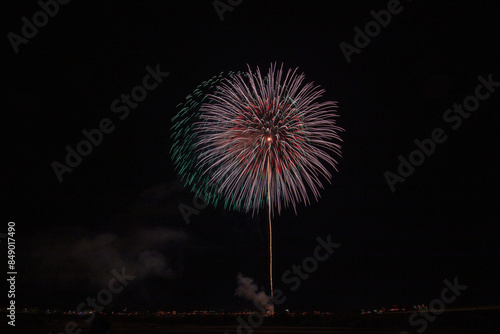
[235,273,274,312]
[27,226,187,287]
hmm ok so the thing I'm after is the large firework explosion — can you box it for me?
[170,63,343,304]
[194,63,343,215]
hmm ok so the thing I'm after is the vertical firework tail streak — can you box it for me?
[192,63,343,216]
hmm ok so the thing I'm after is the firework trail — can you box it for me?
[171,63,343,307]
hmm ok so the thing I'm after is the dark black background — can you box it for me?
[1,0,499,312]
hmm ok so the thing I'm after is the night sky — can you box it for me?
[2,0,499,313]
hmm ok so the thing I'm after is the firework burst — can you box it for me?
[192,63,343,216]
[171,63,343,305]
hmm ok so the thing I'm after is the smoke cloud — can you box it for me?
[235,273,274,313]
[26,226,187,287]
